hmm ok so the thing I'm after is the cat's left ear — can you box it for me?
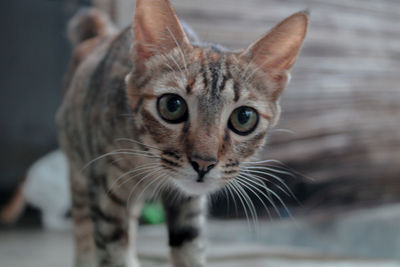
[132,0,192,69]
[239,11,309,99]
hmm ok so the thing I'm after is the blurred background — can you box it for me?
[1,0,399,266]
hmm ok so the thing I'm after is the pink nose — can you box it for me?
[189,155,217,182]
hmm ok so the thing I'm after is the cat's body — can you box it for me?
[57,1,308,266]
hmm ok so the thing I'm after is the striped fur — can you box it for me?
[57,1,308,266]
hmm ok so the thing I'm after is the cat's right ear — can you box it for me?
[239,11,308,100]
[132,0,192,70]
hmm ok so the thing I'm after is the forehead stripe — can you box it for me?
[218,56,229,92]
[210,62,220,95]
[186,78,195,94]
[135,73,152,90]
[218,75,227,92]
[233,81,240,102]
[201,66,209,90]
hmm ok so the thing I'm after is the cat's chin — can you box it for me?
[172,179,220,196]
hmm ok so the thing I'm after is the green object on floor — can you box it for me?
[142,202,165,224]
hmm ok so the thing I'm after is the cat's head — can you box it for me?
[125,0,308,196]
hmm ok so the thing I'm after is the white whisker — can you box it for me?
[134,173,169,203]
[126,168,164,209]
[270,128,296,135]
[224,182,239,217]
[241,172,293,220]
[232,180,259,231]
[236,175,276,218]
[166,27,189,77]
[243,169,296,200]
[108,162,159,192]
[244,166,295,178]
[83,150,159,170]
[114,164,160,187]
[115,138,162,151]
[148,174,171,201]
[243,159,284,165]
[166,53,184,78]
[222,187,230,217]
[227,181,251,230]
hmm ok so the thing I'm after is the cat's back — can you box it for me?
[57,9,133,166]
[60,25,132,109]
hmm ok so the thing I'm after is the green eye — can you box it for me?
[157,94,188,123]
[228,106,259,135]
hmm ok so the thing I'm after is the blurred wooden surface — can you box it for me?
[99,0,400,208]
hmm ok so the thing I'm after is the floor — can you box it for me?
[2,208,400,267]
[1,228,398,267]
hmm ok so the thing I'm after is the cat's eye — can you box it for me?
[228,106,259,135]
[157,94,188,123]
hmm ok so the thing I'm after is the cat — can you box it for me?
[56,1,308,266]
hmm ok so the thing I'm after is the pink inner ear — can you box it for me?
[242,11,308,72]
[133,0,191,62]
[269,71,290,101]
[133,13,154,61]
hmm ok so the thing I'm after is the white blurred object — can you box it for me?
[23,150,72,230]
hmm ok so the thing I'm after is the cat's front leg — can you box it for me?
[70,167,96,267]
[126,200,143,267]
[89,172,135,267]
[163,195,207,267]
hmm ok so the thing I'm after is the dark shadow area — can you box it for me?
[0,0,84,206]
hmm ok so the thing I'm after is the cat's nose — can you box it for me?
[189,155,217,182]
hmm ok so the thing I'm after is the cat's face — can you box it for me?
[127,47,281,195]
[126,0,308,196]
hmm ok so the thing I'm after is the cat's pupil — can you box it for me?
[167,97,181,113]
[238,109,251,124]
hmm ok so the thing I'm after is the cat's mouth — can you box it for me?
[171,173,221,196]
